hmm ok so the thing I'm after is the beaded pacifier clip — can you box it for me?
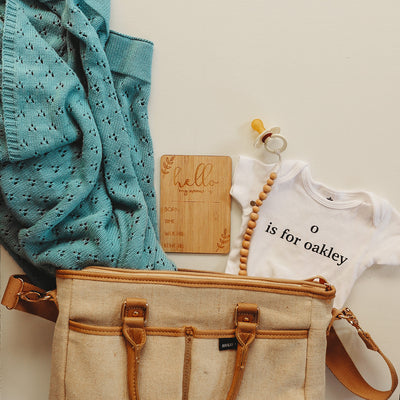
[238,119,287,276]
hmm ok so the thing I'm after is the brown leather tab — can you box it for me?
[327,308,398,400]
[122,298,148,400]
[1,275,58,322]
[226,303,259,400]
[235,303,259,326]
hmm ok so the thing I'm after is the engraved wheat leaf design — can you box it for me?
[216,229,230,252]
[161,156,176,175]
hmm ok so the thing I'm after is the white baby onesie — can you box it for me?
[225,156,400,307]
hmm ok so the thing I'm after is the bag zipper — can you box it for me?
[60,266,334,297]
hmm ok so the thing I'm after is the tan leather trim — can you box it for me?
[256,331,308,339]
[57,268,335,300]
[182,327,194,400]
[147,327,187,337]
[147,327,236,338]
[83,267,330,290]
[69,320,308,339]
[69,320,121,335]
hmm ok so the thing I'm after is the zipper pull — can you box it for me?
[324,282,333,291]
[310,276,333,291]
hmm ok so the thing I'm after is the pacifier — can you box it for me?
[251,119,287,155]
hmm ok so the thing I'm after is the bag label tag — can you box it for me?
[219,337,238,351]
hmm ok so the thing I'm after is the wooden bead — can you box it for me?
[263,184,272,193]
[250,212,259,221]
[248,220,257,229]
[240,248,249,257]
[242,240,250,249]
[259,192,267,200]
[238,173,277,278]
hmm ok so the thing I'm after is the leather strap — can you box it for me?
[226,303,259,400]
[326,308,398,400]
[1,274,58,322]
[121,298,148,400]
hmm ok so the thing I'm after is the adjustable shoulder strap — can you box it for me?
[1,274,58,322]
[326,308,398,400]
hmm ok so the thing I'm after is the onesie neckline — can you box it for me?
[301,165,365,209]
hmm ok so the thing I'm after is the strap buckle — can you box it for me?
[337,307,380,351]
[121,299,149,323]
[234,303,259,327]
[337,307,364,334]
[18,290,53,303]
[6,277,52,309]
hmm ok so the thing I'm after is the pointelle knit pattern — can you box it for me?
[0,0,176,288]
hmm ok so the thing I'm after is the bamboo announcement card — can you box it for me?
[160,155,232,254]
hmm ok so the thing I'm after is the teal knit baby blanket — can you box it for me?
[0,0,176,288]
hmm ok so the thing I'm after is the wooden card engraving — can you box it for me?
[160,155,232,254]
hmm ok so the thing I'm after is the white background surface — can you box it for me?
[1,0,400,399]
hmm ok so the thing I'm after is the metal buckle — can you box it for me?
[9,277,52,307]
[121,301,149,323]
[234,304,260,327]
[18,291,52,303]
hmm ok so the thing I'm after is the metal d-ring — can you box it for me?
[18,290,52,302]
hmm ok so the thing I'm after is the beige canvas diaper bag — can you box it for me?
[2,267,397,399]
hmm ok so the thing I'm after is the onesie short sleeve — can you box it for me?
[366,197,400,267]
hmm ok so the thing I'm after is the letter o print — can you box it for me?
[310,225,319,234]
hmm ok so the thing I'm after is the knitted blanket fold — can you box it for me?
[0,0,176,288]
